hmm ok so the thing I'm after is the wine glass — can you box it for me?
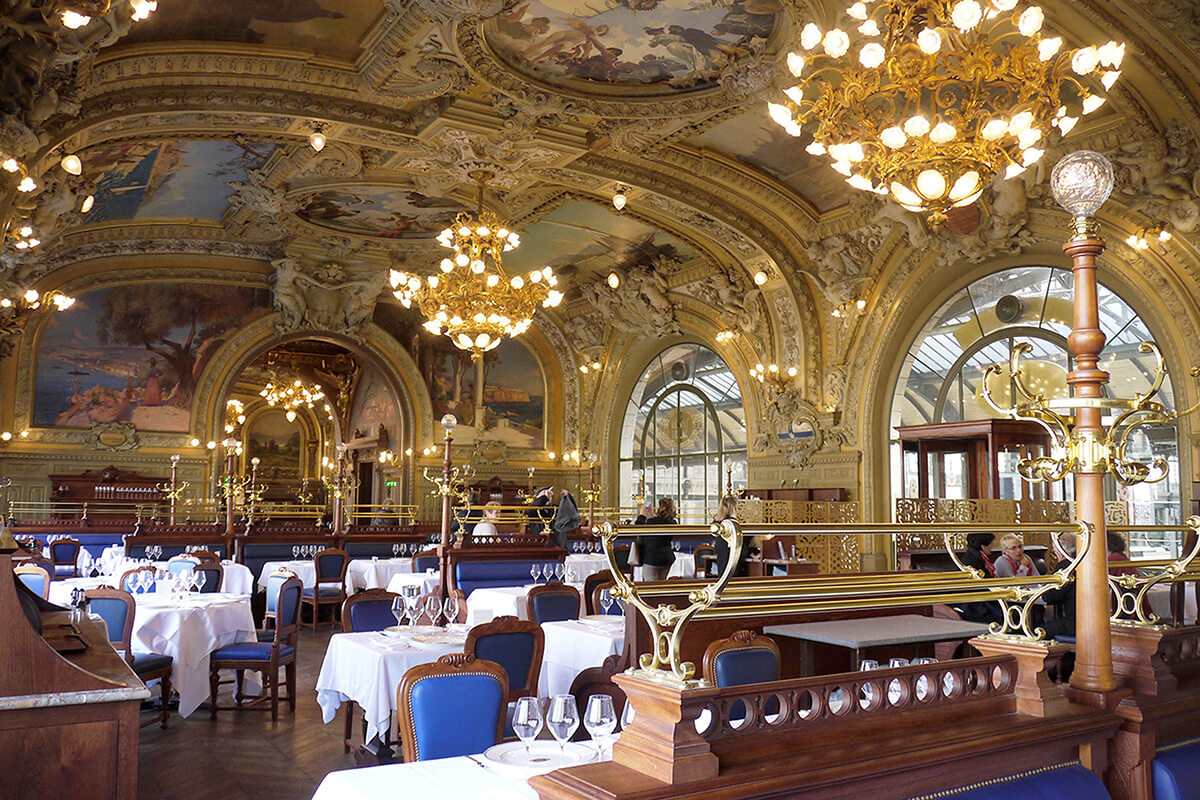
[554,563,565,582]
[391,597,406,627]
[620,698,635,731]
[887,658,908,704]
[600,589,614,615]
[392,543,400,557]
[546,695,579,756]
[443,594,459,625]
[424,595,443,627]
[194,571,207,594]
[530,564,540,584]
[584,695,617,758]
[858,660,880,709]
[292,545,300,558]
[404,592,421,627]
[512,697,543,760]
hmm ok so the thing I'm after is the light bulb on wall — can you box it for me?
[612,189,627,210]
[308,130,327,152]
[60,154,82,175]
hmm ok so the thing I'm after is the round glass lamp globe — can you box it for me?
[1050,150,1114,217]
[440,414,458,432]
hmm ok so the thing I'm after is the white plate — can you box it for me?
[410,631,467,648]
[483,741,596,775]
[385,625,437,635]
[580,614,623,623]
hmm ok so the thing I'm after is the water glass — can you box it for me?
[554,563,565,582]
[599,589,614,615]
[391,597,405,627]
[424,594,443,626]
[443,594,459,624]
[194,571,207,593]
[530,564,540,583]
[584,695,617,757]
[546,695,579,755]
[512,697,543,759]
[392,544,400,556]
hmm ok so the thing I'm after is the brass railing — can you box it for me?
[1107,518,1200,626]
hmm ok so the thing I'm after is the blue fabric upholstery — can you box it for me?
[348,599,397,632]
[473,632,537,693]
[530,590,579,624]
[132,652,174,674]
[210,642,295,661]
[168,559,196,576]
[303,586,345,598]
[50,539,81,568]
[88,596,131,646]
[264,572,290,615]
[455,561,549,596]
[926,764,1110,800]
[714,646,780,721]
[277,581,302,629]
[315,552,347,582]
[413,554,440,572]
[195,564,222,593]
[16,571,47,598]
[1153,740,1200,800]
[407,672,504,761]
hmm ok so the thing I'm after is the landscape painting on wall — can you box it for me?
[246,409,302,473]
[34,285,269,432]
[80,139,277,223]
[430,338,544,448]
[349,364,399,442]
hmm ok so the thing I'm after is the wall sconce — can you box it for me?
[753,271,768,286]
[1126,224,1172,251]
[715,330,736,343]
[750,362,798,394]
[579,359,602,374]
[831,298,868,318]
[309,129,327,152]
[612,187,627,211]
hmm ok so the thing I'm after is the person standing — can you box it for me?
[635,497,677,581]
[712,495,757,577]
[527,486,553,535]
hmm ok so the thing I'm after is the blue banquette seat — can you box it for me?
[455,560,552,596]
[1154,738,1200,800]
[908,763,1110,800]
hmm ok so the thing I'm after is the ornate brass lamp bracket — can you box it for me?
[597,519,743,686]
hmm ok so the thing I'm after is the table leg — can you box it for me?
[851,648,862,671]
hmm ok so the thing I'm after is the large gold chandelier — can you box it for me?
[768,0,1123,227]
[259,377,326,423]
[390,170,563,360]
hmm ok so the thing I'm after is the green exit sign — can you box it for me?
[385,480,397,487]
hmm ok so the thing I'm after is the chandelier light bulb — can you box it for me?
[607,272,620,288]
[1081,95,1106,114]
[511,275,525,289]
[1017,128,1042,149]
[1038,37,1062,60]
[18,226,32,237]
[949,171,982,202]
[612,191,626,210]
[858,19,880,36]
[917,28,942,54]
[1072,47,1100,75]
[17,177,36,192]
[929,122,957,143]
[60,154,82,175]
[1100,70,1120,90]
[805,141,826,156]
[80,194,94,213]
[61,10,91,28]
[130,0,158,21]
[847,2,868,20]
[308,131,326,152]
[753,271,768,285]
[903,115,931,137]
[822,29,850,58]
[783,85,804,105]
[787,52,806,76]
[859,43,885,68]
[800,23,822,49]
[916,169,948,199]
[879,126,907,149]
[951,0,983,31]
[1018,6,1044,36]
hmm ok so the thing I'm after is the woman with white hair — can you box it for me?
[994,534,1041,578]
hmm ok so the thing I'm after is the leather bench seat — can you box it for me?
[1154,739,1200,800]
[456,561,547,596]
[911,764,1109,800]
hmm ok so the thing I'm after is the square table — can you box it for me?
[765,614,992,672]
[347,557,414,593]
[538,617,625,697]
[466,586,534,627]
[315,628,466,743]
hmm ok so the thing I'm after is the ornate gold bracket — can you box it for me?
[597,519,742,686]
[1109,516,1200,627]
[980,341,1193,485]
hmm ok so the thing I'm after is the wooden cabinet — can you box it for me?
[49,465,164,517]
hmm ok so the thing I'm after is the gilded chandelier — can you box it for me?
[767,0,1124,227]
[259,378,326,423]
[390,170,563,360]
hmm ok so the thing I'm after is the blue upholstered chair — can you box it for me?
[590,581,623,615]
[119,566,156,594]
[167,557,198,577]
[910,763,1111,800]
[527,581,581,624]
[194,562,223,593]
[209,575,301,723]
[339,588,401,752]
[702,630,781,722]
[412,549,440,573]
[397,654,508,762]
[84,587,173,728]
[464,615,543,703]
[301,548,349,631]
[258,569,295,641]
[49,537,81,578]
[15,564,50,600]
[1153,738,1200,800]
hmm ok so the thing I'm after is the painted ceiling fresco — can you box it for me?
[687,109,848,214]
[484,0,780,89]
[294,187,468,238]
[80,139,276,223]
[504,199,698,280]
[117,0,385,61]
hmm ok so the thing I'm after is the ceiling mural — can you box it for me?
[505,199,698,281]
[687,109,848,214]
[81,140,277,224]
[294,187,468,238]
[117,0,385,61]
[483,0,780,89]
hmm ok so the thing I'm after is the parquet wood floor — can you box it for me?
[137,627,357,800]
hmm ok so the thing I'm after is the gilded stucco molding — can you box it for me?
[531,317,581,456]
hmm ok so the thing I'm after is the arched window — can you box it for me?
[890,266,1180,525]
[619,344,746,523]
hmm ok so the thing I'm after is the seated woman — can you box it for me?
[472,502,502,538]
[1107,532,1138,576]
[957,533,1003,624]
[994,534,1042,578]
[712,495,759,578]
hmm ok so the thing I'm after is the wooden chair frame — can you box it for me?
[692,543,717,578]
[262,568,297,632]
[84,587,172,728]
[568,653,628,741]
[526,580,581,624]
[14,564,51,600]
[187,550,221,563]
[301,548,349,632]
[701,629,781,685]
[464,615,544,702]
[396,653,508,763]
[49,537,81,578]
[583,569,614,615]
[118,565,156,593]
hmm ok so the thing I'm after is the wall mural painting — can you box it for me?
[118,0,385,61]
[295,187,467,238]
[485,0,779,88]
[81,139,277,223]
[431,338,545,448]
[349,364,399,442]
[505,199,698,277]
[687,110,847,213]
[34,285,269,432]
[246,409,303,477]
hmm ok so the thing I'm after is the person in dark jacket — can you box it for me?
[635,497,677,581]
[957,532,1003,624]
[527,486,553,535]
[550,489,579,550]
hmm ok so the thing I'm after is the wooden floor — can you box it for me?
[137,627,358,800]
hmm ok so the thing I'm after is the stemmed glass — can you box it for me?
[858,660,880,709]
[584,695,617,758]
[530,564,540,584]
[887,658,909,705]
[554,563,565,582]
[443,594,459,625]
[512,697,543,761]
[546,695,579,757]
[194,571,207,594]
[404,591,421,627]
[292,546,300,558]
[424,595,443,627]
[391,597,406,627]
[392,544,400,557]
[599,589,614,616]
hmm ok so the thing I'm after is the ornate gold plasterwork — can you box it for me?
[753,390,846,470]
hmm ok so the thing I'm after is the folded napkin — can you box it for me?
[369,633,412,651]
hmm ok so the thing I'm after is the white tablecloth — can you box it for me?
[385,572,442,598]
[348,558,414,592]
[219,561,255,595]
[538,617,625,697]
[49,576,111,606]
[315,629,464,743]
[131,593,257,717]
[258,560,318,590]
[466,586,533,627]
[312,755,536,800]
[564,554,609,584]
[634,552,695,581]
[51,564,253,604]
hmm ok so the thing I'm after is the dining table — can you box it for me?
[49,561,254,606]
[538,616,625,697]
[563,553,610,584]
[130,591,258,717]
[466,585,535,626]
[385,571,442,597]
[311,754,537,800]
[346,557,415,592]
[634,551,695,581]
[315,626,468,743]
